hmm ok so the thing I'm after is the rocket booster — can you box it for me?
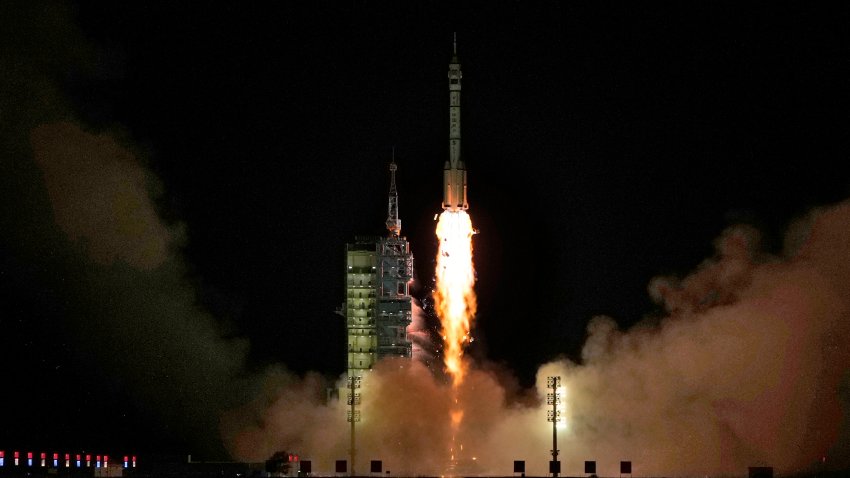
[442,34,468,212]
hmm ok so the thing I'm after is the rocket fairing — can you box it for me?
[442,34,469,212]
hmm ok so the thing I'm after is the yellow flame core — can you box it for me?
[434,210,477,387]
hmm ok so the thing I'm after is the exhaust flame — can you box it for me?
[434,210,478,386]
[434,209,477,472]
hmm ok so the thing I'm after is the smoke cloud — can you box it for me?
[26,122,255,453]
[1,0,256,454]
[226,202,850,476]
[30,122,173,270]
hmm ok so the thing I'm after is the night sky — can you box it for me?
[2,1,849,460]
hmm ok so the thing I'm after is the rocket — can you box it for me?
[442,33,469,212]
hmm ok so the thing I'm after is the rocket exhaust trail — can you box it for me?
[435,210,476,385]
[435,207,476,473]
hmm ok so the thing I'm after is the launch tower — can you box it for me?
[344,159,414,378]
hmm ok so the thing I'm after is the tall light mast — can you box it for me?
[442,32,469,211]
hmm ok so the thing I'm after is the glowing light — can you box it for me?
[450,409,465,427]
[434,210,477,471]
[434,210,477,386]
[557,386,568,430]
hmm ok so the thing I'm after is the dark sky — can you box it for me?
[1,0,849,460]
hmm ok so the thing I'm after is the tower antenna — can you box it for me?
[386,148,401,237]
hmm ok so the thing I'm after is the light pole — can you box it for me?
[546,376,562,478]
[347,375,361,476]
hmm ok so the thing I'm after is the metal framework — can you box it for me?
[347,375,361,476]
[547,376,562,477]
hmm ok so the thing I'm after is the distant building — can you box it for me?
[343,160,414,378]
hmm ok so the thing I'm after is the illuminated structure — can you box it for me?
[344,159,414,377]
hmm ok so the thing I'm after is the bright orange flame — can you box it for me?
[450,409,465,427]
[434,210,477,387]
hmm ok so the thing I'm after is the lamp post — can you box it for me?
[347,375,362,476]
[546,376,562,477]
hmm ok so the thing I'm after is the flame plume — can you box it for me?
[434,209,477,473]
[434,210,477,386]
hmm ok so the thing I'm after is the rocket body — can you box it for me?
[442,46,468,212]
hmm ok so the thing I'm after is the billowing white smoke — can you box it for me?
[226,201,850,477]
